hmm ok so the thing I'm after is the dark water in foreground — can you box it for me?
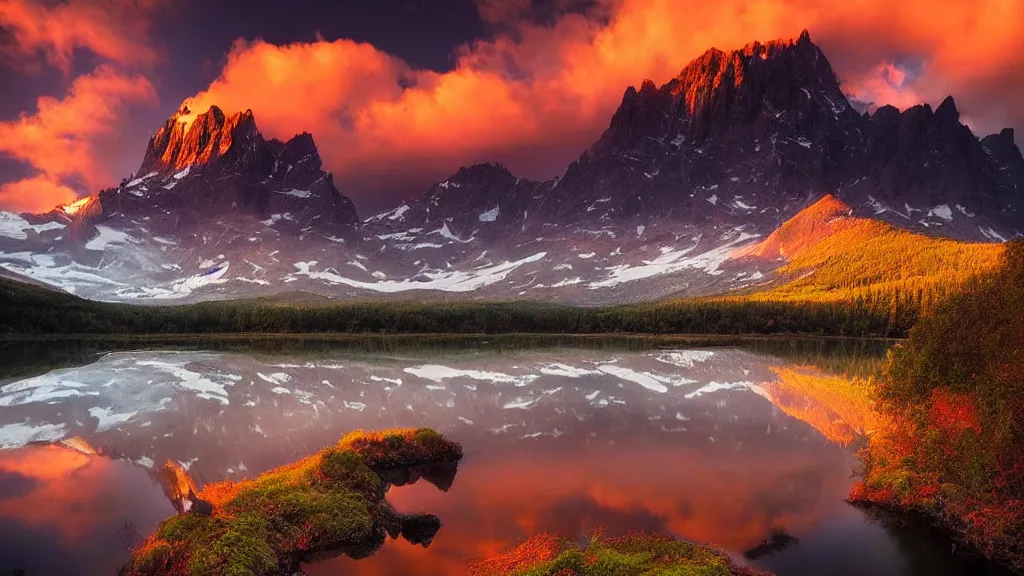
[0,338,1010,575]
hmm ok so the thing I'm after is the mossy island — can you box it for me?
[121,428,462,576]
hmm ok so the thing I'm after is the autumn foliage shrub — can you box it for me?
[852,240,1024,571]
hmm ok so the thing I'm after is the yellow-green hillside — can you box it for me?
[733,195,1004,315]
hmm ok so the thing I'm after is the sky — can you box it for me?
[1,0,1023,216]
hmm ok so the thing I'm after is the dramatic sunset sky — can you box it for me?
[1,0,1022,214]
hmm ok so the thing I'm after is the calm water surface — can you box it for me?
[0,339,1009,575]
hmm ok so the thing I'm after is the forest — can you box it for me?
[0,239,1014,338]
[0,279,924,337]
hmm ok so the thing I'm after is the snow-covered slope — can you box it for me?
[0,194,773,303]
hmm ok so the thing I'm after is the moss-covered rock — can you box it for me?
[121,428,461,576]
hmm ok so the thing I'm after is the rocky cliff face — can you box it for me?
[92,102,359,234]
[367,162,549,241]
[138,104,263,175]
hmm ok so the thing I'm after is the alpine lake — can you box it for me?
[0,335,1012,576]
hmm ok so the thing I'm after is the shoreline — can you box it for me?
[846,496,1019,575]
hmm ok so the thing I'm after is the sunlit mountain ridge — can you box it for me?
[730,195,1004,311]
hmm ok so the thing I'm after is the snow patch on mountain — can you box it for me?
[980,226,1007,242]
[550,277,582,287]
[0,422,66,448]
[0,254,125,293]
[929,205,953,222]
[261,214,285,226]
[0,212,64,240]
[126,171,158,188]
[367,204,410,223]
[503,397,539,409]
[479,205,500,222]
[588,234,757,288]
[432,223,473,243]
[116,262,230,300]
[85,226,135,251]
[277,189,311,198]
[291,252,546,293]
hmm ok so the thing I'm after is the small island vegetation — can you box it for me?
[467,532,772,576]
[121,428,462,576]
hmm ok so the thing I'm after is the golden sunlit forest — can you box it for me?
[733,196,1005,319]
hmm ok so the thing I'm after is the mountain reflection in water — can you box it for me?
[0,445,173,575]
[0,342,1009,575]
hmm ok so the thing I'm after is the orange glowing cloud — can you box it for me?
[0,0,162,72]
[0,446,96,542]
[0,64,156,213]
[842,63,925,112]
[0,176,79,213]
[177,0,1024,208]
[0,445,142,544]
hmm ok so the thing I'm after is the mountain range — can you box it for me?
[0,31,1019,304]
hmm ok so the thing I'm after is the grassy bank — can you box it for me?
[467,533,771,576]
[850,241,1024,572]
[121,428,462,576]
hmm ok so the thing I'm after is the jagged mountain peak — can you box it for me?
[935,95,960,122]
[70,99,362,233]
[536,30,1023,240]
[666,28,834,106]
[172,100,254,127]
[138,102,263,176]
[444,162,519,187]
[270,131,316,152]
[983,127,1018,151]
[593,30,850,157]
